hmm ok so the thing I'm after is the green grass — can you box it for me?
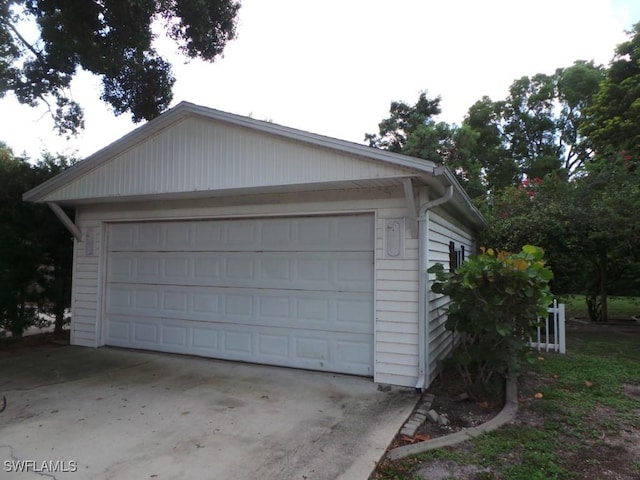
[375,330,640,480]
[558,295,640,319]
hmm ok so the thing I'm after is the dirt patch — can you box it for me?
[416,393,501,439]
[414,460,493,480]
[624,383,640,401]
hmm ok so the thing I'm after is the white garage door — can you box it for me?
[104,214,374,375]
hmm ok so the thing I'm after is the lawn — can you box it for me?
[373,327,640,480]
[559,295,640,320]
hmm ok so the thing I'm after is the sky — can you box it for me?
[1,0,639,161]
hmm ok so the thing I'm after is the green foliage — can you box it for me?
[0,145,73,337]
[0,0,239,135]
[582,22,640,154]
[428,246,553,397]
[365,91,487,198]
[367,61,602,199]
[480,155,640,321]
[464,62,602,184]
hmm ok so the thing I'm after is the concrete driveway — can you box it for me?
[0,345,417,480]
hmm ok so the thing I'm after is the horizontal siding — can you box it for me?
[377,321,418,335]
[373,204,419,386]
[376,290,418,302]
[70,217,101,348]
[376,342,419,356]
[377,270,416,281]
[377,301,418,313]
[72,321,97,333]
[375,372,415,388]
[377,331,417,345]
[427,210,476,386]
[377,280,418,291]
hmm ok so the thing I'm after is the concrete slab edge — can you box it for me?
[385,377,519,461]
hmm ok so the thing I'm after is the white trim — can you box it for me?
[48,203,82,241]
[70,236,79,345]
[372,209,379,382]
[96,209,378,348]
[96,207,379,225]
[97,222,108,347]
[402,178,418,237]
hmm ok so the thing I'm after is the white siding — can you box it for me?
[375,206,419,387]
[426,208,477,384]
[43,117,415,202]
[70,187,421,387]
[70,217,102,347]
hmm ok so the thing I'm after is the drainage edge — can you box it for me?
[386,377,518,461]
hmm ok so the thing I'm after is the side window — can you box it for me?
[449,241,465,272]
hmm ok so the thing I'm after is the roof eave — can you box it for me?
[21,101,486,229]
[23,102,439,203]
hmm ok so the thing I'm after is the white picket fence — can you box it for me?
[529,300,566,354]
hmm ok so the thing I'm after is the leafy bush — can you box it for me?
[429,245,554,399]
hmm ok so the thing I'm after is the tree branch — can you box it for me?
[0,16,45,62]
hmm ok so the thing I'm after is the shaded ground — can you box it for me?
[0,330,70,352]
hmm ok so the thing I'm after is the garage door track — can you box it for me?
[0,345,417,479]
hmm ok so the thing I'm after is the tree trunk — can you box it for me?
[600,250,608,322]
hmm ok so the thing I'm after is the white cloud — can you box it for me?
[0,0,636,160]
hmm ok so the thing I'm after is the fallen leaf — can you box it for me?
[553,374,559,379]
[401,433,431,444]
[538,356,545,361]
[478,401,489,409]
[585,381,594,388]
[534,392,544,399]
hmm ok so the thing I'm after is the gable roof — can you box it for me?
[23,101,485,227]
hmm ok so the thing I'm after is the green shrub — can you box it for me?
[429,245,554,399]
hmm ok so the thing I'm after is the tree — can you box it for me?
[366,91,486,197]
[464,63,602,186]
[0,146,45,336]
[33,153,75,336]
[365,91,442,153]
[480,153,640,322]
[582,22,640,155]
[577,153,640,321]
[0,0,240,135]
[0,145,74,337]
[462,97,520,193]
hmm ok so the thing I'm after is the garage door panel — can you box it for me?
[108,216,374,252]
[191,327,219,350]
[105,316,372,375]
[107,319,130,342]
[105,214,374,376]
[108,251,372,292]
[107,284,372,334]
[134,322,158,344]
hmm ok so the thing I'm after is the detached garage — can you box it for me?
[24,102,485,389]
